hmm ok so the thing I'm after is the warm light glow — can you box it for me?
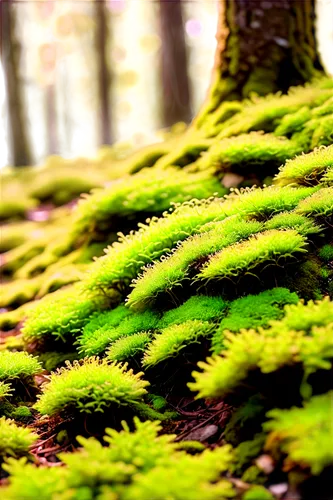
[139,33,161,54]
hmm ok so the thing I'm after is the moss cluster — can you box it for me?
[0,77,332,498]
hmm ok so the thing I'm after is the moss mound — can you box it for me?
[0,77,332,499]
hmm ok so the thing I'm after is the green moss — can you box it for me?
[0,382,12,400]
[212,84,333,139]
[274,106,311,137]
[234,434,266,474]
[319,244,333,262]
[0,417,37,460]
[147,394,168,411]
[11,406,32,421]
[72,166,225,237]
[264,392,333,475]
[108,332,151,362]
[275,144,333,186]
[38,351,81,372]
[143,320,214,368]
[0,351,41,382]
[264,211,321,235]
[34,358,149,416]
[242,486,274,500]
[197,229,308,282]
[0,302,35,331]
[127,219,263,310]
[78,309,159,356]
[296,186,333,217]
[190,297,333,399]
[286,258,323,301]
[159,295,227,328]
[212,288,299,353]
[22,284,110,345]
[194,132,301,173]
[3,418,234,500]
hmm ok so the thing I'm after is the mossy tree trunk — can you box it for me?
[0,1,33,166]
[158,0,192,127]
[197,0,324,124]
[94,0,113,146]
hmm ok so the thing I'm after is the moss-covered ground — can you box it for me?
[0,77,332,499]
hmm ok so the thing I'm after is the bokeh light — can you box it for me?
[111,47,127,63]
[139,33,161,55]
[107,0,127,14]
[185,18,205,38]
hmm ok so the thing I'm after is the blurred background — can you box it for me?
[1,0,333,169]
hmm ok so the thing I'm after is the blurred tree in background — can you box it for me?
[94,0,113,146]
[159,0,192,127]
[0,0,332,167]
[0,1,32,166]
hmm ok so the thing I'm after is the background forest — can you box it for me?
[1,0,333,167]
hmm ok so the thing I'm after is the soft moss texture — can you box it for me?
[0,417,37,460]
[1,78,333,498]
[34,358,149,416]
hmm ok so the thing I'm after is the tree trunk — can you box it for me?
[94,0,112,146]
[45,84,59,155]
[198,0,324,123]
[159,0,192,127]
[61,59,75,156]
[0,1,33,166]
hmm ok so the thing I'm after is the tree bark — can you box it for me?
[198,0,324,123]
[61,59,75,156]
[94,0,112,145]
[159,0,192,127]
[45,84,59,155]
[0,1,33,166]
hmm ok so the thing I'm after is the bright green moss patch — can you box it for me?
[190,297,333,399]
[195,132,301,172]
[34,358,149,416]
[78,309,160,356]
[296,186,333,217]
[127,218,263,310]
[212,288,299,353]
[0,417,37,460]
[197,229,308,281]
[82,198,227,292]
[124,445,234,500]
[243,486,274,500]
[108,332,151,362]
[3,418,234,500]
[321,168,333,184]
[274,106,311,137]
[264,211,321,235]
[264,392,333,475]
[275,145,333,186]
[207,83,333,139]
[22,284,109,345]
[84,186,314,293]
[220,185,315,219]
[0,351,41,382]
[143,320,215,368]
[159,295,227,328]
[72,166,225,236]
[0,382,12,400]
